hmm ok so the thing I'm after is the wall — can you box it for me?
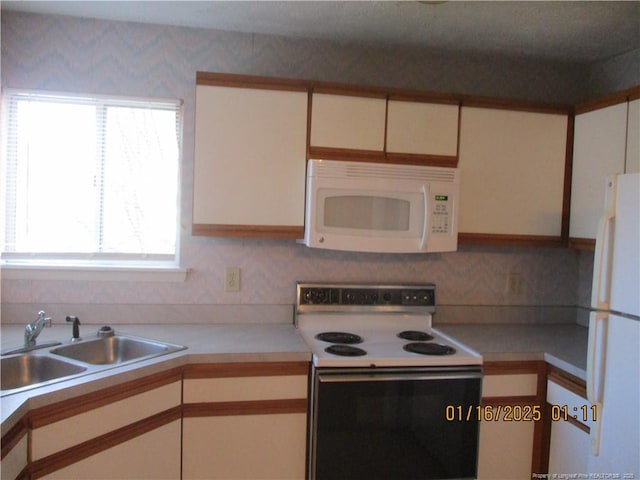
[0,11,622,325]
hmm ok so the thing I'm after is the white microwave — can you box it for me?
[302,159,460,253]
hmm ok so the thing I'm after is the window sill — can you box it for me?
[0,262,189,282]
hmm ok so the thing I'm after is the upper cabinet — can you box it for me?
[458,106,569,244]
[308,90,460,166]
[309,92,387,160]
[193,73,308,238]
[569,89,640,248]
[625,98,640,173]
[386,98,459,166]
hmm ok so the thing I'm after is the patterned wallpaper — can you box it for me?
[2,11,631,324]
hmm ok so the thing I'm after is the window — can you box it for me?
[1,90,182,270]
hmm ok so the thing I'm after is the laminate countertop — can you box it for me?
[435,323,589,380]
[1,320,588,435]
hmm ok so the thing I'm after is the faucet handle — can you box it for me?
[37,310,52,327]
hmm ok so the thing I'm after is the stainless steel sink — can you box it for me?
[1,354,87,391]
[50,335,182,365]
[1,333,186,397]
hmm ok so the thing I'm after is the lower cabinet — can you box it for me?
[1,422,28,480]
[477,361,545,480]
[40,420,181,480]
[28,369,183,480]
[182,362,309,480]
[546,370,590,475]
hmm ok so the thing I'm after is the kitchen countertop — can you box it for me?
[436,322,589,380]
[0,323,311,435]
[1,320,589,435]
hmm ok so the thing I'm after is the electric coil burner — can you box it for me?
[296,283,483,480]
[397,330,434,341]
[315,332,362,344]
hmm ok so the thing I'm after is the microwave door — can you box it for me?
[308,188,426,253]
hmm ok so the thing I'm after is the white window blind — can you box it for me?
[1,90,182,266]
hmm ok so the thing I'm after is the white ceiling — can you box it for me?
[2,1,639,63]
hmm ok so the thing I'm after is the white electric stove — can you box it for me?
[295,282,482,368]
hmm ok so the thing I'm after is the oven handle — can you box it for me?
[318,371,482,383]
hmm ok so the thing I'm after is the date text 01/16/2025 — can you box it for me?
[445,404,598,422]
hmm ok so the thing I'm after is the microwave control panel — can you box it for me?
[430,194,452,235]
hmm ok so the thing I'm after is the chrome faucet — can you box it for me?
[24,310,52,347]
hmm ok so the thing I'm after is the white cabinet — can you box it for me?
[41,421,181,480]
[310,92,386,155]
[309,93,460,165]
[625,98,640,173]
[477,370,539,480]
[570,102,628,242]
[458,106,568,241]
[193,81,308,237]
[29,374,182,479]
[386,99,459,164]
[546,374,590,475]
[182,362,308,480]
[570,95,640,244]
[1,428,28,480]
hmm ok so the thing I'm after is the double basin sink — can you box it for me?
[1,334,186,396]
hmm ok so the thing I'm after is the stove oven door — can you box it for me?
[309,366,482,480]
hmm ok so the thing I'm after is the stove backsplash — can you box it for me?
[1,242,593,325]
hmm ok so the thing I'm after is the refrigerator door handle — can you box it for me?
[587,310,607,456]
[590,176,617,311]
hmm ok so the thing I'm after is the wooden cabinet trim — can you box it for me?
[311,85,387,99]
[388,93,460,105]
[1,417,27,461]
[568,237,596,251]
[547,368,587,399]
[28,368,182,429]
[385,152,458,167]
[483,360,542,375]
[460,95,572,115]
[192,223,304,239]
[196,71,308,92]
[183,361,309,379]
[183,399,307,417]
[29,407,181,479]
[482,395,538,405]
[458,233,565,248]
[307,145,387,162]
[575,85,640,114]
[561,114,574,242]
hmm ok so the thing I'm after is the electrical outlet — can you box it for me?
[507,272,522,295]
[225,267,241,292]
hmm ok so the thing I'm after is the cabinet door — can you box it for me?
[570,102,628,240]
[386,99,459,160]
[193,85,308,236]
[310,92,386,154]
[29,375,182,479]
[1,429,28,480]
[182,362,308,480]
[478,420,535,480]
[626,98,640,173]
[478,370,539,480]
[458,107,568,238]
[41,420,181,480]
[183,413,306,480]
[546,377,590,475]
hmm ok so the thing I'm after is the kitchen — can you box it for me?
[1,2,639,480]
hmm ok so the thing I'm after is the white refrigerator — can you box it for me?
[587,172,640,476]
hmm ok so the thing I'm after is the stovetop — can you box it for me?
[295,283,482,368]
